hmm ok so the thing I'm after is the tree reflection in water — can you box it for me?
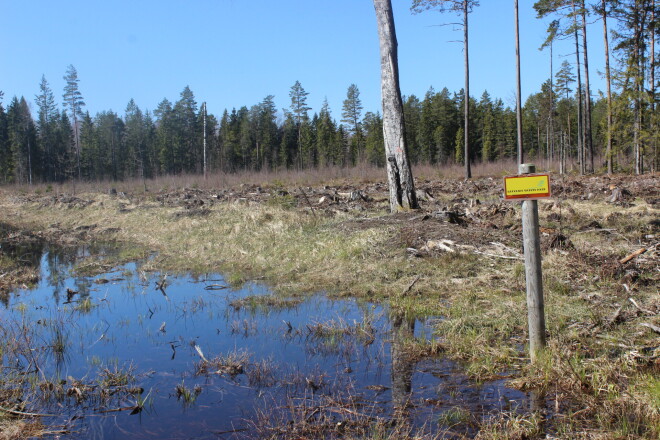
[390,311,416,426]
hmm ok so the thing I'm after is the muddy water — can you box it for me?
[1,242,530,439]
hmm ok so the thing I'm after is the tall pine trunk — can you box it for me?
[515,0,524,165]
[572,2,584,175]
[650,0,656,172]
[581,2,594,173]
[549,40,555,166]
[602,0,614,174]
[634,5,645,174]
[464,1,472,177]
[373,0,418,212]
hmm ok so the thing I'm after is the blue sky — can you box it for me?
[1,0,606,120]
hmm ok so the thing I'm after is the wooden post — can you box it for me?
[519,163,546,361]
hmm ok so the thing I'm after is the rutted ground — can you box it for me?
[0,173,658,439]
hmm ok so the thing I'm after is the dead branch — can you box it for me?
[639,323,660,334]
[399,275,421,297]
[603,306,624,328]
[299,187,317,218]
[619,247,648,264]
[629,298,654,315]
[472,250,524,261]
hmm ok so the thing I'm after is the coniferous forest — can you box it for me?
[0,0,657,185]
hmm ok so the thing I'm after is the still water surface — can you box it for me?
[1,243,529,439]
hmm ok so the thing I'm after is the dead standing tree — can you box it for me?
[373,0,419,212]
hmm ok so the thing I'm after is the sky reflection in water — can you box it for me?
[2,245,529,439]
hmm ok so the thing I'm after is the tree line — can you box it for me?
[0,0,657,185]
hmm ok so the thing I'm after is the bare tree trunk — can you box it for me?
[550,40,555,166]
[515,0,524,165]
[572,2,584,175]
[74,115,81,181]
[602,0,614,174]
[464,1,472,178]
[373,0,418,212]
[203,102,207,180]
[581,3,594,173]
[650,0,656,173]
[560,130,566,174]
[634,7,644,174]
[566,109,572,173]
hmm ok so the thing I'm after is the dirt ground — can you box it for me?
[8,174,658,263]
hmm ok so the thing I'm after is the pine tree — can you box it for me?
[534,0,590,174]
[479,91,496,162]
[433,87,460,163]
[7,97,37,184]
[280,112,297,168]
[124,99,148,180]
[418,88,438,163]
[289,81,311,169]
[62,65,86,180]
[611,0,656,174]
[173,86,199,173]
[454,126,465,163]
[254,95,279,170]
[315,99,338,167]
[341,84,364,164]
[94,111,123,180]
[411,0,480,178]
[79,111,96,179]
[154,98,175,174]
[55,110,74,182]
[363,111,385,166]
[0,92,9,182]
[35,75,59,181]
[403,95,422,164]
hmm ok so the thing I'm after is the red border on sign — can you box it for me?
[503,174,551,200]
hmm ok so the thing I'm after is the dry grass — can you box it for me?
[5,159,546,197]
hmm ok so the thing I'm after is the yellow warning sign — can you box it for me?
[504,174,551,200]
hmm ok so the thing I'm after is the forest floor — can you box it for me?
[0,172,658,439]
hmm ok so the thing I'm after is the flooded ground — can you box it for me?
[0,240,531,439]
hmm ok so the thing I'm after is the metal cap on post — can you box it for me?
[519,163,536,175]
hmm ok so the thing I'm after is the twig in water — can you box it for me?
[0,407,56,417]
[194,343,208,362]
